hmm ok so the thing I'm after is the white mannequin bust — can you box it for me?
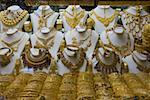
[61,5,88,32]
[57,46,87,75]
[30,27,64,60]
[0,5,29,33]
[121,6,150,38]
[64,24,99,60]
[100,26,134,58]
[0,28,29,74]
[30,5,59,34]
[89,5,118,34]
[123,51,150,73]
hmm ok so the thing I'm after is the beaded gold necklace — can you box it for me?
[0,10,28,26]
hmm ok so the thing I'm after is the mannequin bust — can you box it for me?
[100,20,134,58]
[123,24,150,73]
[30,27,63,60]
[0,5,29,33]
[88,5,118,34]
[0,28,29,74]
[121,6,150,39]
[57,45,87,75]
[64,23,99,59]
[61,5,88,32]
[30,5,59,34]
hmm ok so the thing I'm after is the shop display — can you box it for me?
[0,3,149,99]
[88,5,119,33]
[0,5,29,33]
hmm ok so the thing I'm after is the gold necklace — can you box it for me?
[58,48,85,72]
[64,10,85,28]
[92,10,118,27]
[1,33,23,51]
[0,10,28,26]
[124,10,150,39]
[95,49,119,74]
[132,53,150,73]
[35,11,54,30]
[22,47,51,70]
[73,31,92,51]
[35,30,56,49]
[105,30,131,56]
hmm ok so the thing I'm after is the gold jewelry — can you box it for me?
[95,49,119,74]
[35,29,56,49]
[22,47,51,70]
[124,8,150,39]
[0,10,28,26]
[0,47,13,67]
[58,48,85,72]
[1,32,24,51]
[132,54,150,73]
[90,10,118,27]
[63,10,85,28]
[106,29,131,56]
[34,11,54,30]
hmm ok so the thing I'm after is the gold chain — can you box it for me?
[64,10,85,28]
[92,10,118,27]
[0,10,28,26]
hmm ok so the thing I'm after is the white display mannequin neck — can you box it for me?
[38,5,53,12]
[95,5,115,17]
[126,6,148,16]
[66,5,83,15]
[7,5,22,12]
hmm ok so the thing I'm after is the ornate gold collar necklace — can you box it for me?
[91,10,118,27]
[63,10,85,28]
[22,48,51,70]
[0,10,28,26]
[58,48,85,72]
[95,49,119,74]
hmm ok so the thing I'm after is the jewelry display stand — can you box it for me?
[0,28,29,74]
[30,5,59,34]
[89,5,118,33]
[61,5,88,32]
[64,24,98,59]
[0,5,29,33]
